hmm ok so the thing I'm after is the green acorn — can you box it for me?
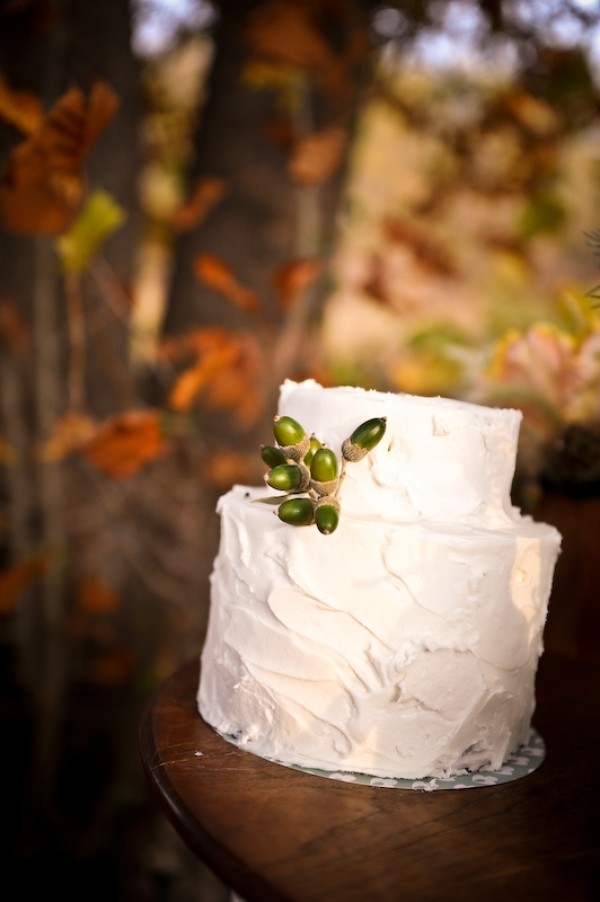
[315,496,340,535]
[260,444,287,468]
[342,417,387,462]
[265,462,311,493]
[277,496,315,526]
[273,415,310,461]
[265,463,304,492]
[303,434,321,467]
[310,447,340,496]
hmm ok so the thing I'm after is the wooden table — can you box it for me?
[139,653,600,901]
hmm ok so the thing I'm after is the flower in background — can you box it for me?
[471,291,600,498]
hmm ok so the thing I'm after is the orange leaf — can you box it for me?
[245,1,335,70]
[165,327,265,427]
[246,0,356,104]
[273,257,323,310]
[361,252,398,309]
[289,126,347,186]
[383,218,456,277]
[0,73,43,135]
[0,80,119,234]
[78,81,120,160]
[202,363,265,429]
[203,447,257,490]
[167,333,240,412]
[168,360,220,412]
[79,410,170,479]
[160,325,225,364]
[501,88,559,136]
[263,116,294,151]
[194,253,261,312]
[171,176,227,231]
[245,1,350,104]
[89,649,135,685]
[0,435,15,465]
[0,555,49,615]
[0,297,29,357]
[200,331,265,428]
[39,410,97,461]
[75,575,120,615]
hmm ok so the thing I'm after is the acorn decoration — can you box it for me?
[265,463,310,493]
[256,411,387,535]
[273,415,310,461]
[309,447,339,496]
[277,496,315,526]
[260,444,287,468]
[342,417,388,462]
[314,496,340,535]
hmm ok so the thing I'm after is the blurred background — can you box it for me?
[1,1,599,898]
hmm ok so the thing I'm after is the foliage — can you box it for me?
[324,48,600,503]
[0,81,119,233]
[0,2,372,698]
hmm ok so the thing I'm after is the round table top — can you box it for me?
[139,652,599,902]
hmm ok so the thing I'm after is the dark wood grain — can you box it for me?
[139,653,600,902]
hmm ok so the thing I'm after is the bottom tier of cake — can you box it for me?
[198,486,561,779]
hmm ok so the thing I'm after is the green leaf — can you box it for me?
[519,194,566,240]
[57,190,126,274]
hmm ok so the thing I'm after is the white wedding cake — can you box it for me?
[198,380,561,779]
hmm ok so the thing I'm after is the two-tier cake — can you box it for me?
[198,380,561,779]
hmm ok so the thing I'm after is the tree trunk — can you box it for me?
[0,0,141,818]
[163,1,374,437]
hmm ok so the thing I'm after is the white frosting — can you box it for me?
[198,381,561,779]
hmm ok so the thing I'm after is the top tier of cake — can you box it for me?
[277,380,523,525]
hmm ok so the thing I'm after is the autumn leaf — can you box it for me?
[383,218,456,277]
[501,88,559,136]
[0,554,49,615]
[0,297,29,357]
[361,252,395,308]
[289,126,347,186]
[0,72,43,135]
[194,253,261,313]
[244,0,351,105]
[168,358,228,412]
[171,176,227,232]
[39,410,97,462]
[389,349,464,398]
[79,410,170,479]
[245,1,335,70]
[165,329,240,411]
[75,575,120,615]
[0,80,119,234]
[164,327,264,427]
[273,257,323,310]
[263,115,295,151]
[56,190,126,274]
[0,434,15,465]
[89,650,136,685]
[203,447,257,490]
[202,358,265,429]
[242,59,305,113]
